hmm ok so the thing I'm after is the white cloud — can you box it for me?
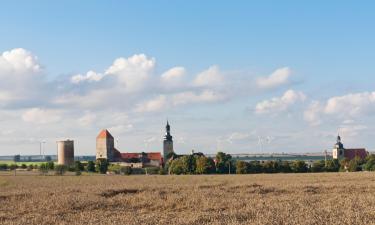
[193,65,224,87]
[135,95,168,113]
[160,67,186,87]
[255,89,306,114]
[0,48,41,75]
[256,67,291,89]
[22,108,61,124]
[172,90,226,106]
[78,112,97,126]
[71,70,104,84]
[105,54,155,92]
[304,92,375,126]
[304,101,323,126]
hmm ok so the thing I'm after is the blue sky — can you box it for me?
[0,1,375,155]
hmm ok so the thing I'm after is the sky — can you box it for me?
[0,1,375,156]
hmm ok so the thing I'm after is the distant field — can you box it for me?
[0,173,375,225]
[0,161,48,166]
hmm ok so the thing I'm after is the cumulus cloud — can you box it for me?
[0,48,41,75]
[160,66,186,88]
[135,95,168,113]
[255,89,306,114]
[193,65,224,87]
[0,48,45,106]
[71,70,104,84]
[22,108,61,124]
[256,67,291,89]
[304,91,375,126]
[105,54,155,92]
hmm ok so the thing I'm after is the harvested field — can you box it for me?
[0,172,375,225]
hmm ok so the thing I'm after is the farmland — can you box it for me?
[0,173,375,225]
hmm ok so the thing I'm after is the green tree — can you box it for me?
[347,156,362,172]
[96,159,109,174]
[74,161,84,171]
[279,161,292,173]
[262,161,280,173]
[86,161,96,172]
[195,156,215,174]
[169,157,189,175]
[0,164,8,170]
[215,152,232,174]
[46,161,55,170]
[325,159,339,172]
[236,161,248,174]
[311,160,325,172]
[363,155,375,171]
[291,160,308,173]
[248,161,262,173]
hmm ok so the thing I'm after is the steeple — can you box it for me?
[164,120,173,141]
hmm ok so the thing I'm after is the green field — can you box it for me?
[0,161,48,166]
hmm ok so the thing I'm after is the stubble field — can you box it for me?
[0,172,375,225]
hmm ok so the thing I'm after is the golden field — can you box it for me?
[0,172,375,225]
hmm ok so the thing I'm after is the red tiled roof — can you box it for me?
[121,153,140,159]
[147,152,162,161]
[97,129,114,139]
[344,148,368,160]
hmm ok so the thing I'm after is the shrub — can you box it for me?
[39,163,49,175]
[311,160,325,172]
[120,166,132,175]
[21,164,27,169]
[86,161,96,172]
[96,159,109,174]
[291,160,308,173]
[0,164,8,170]
[54,165,67,175]
[9,164,18,170]
[46,161,55,170]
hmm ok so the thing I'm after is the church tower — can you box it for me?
[332,134,345,160]
[163,121,174,161]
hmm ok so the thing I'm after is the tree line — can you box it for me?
[167,152,375,175]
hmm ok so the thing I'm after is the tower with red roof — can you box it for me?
[96,129,115,161]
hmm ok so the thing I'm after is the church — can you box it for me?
[95,121,175,168]
[332,135,368,161]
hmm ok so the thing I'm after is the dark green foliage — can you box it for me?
[363,155,375,171]
[86,161,96,172]
[46,161,55,170]
[325,159,339,172]
[236,161,248,174]
[0,164,8,170]
[54,165,67,175]
[311,160,325,172]
[21,164,27,169]
[9,164,18,170]
[262,161,280,173]
[27,164,34,171]
[120,166,132,175]
[248,161,262,173]
[215,152,232,174]
[279,161,292,173]
[290,160,308,173]
[96,159,109,174]
[74,161,84,171]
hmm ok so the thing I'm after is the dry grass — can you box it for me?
[0,172,375,225]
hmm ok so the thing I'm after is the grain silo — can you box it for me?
[57,140,74,166]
